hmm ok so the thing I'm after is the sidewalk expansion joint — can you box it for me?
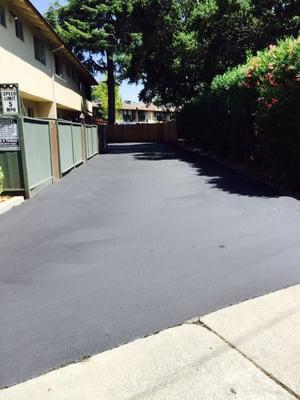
[193,320,300,400]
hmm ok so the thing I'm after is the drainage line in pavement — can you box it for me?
[196,320,300,400]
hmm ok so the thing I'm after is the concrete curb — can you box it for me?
[0,196,24,216]
[1,285,299,399]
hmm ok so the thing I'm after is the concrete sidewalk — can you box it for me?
[1,285,299,399]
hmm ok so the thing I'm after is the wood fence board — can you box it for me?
[107,122,177,143]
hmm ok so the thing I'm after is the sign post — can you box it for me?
[0,83,30,198]
[0,118,20,151]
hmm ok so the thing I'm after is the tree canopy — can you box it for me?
[92,78,123,120]
[126,0,300,106]
[45,0,135,124]
[46,0,300,113]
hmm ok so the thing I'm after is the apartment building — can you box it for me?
[120,102,174,124]
[0,0,97,120]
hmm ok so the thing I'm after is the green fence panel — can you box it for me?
[23,118,52,190]
[0,151,23,191]
[58,122,74,174]
[72,124,83,166]
[86,126,93,159]
[0,118,95,196]
[0,117,23,192]
[92,126,98,155]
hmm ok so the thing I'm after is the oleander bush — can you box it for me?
[0,166,4,194]
[180,37,300,188]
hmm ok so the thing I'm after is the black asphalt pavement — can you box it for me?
[1,143,300,387]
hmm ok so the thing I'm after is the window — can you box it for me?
[33,35,46,65]
[0,7,6,27]
[55,55,63,78]
[138,110,146,122]
[15,20,24,41]
[123,110,132,123]
[27,107,34,117]
[155,111,164,122]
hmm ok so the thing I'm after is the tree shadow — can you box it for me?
[108,143,281,198]
[108,143,163,154]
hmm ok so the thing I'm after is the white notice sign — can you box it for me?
[1,88,19,115]
[0,118,19,151]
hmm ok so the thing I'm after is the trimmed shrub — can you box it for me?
[179,37,300,188]
[0,166,3,194]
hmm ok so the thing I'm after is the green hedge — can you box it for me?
[180,37,300,188]
[0,166,3,194]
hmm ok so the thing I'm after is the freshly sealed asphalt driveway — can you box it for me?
[1,143,300,387]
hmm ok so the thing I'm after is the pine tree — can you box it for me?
[46,0,134,125]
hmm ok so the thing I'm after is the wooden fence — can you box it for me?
[107,121,177,143]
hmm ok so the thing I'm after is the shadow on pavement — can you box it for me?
[108,142,280,198]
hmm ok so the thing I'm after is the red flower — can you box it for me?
[264,98,279,110]
[267,73,278,87]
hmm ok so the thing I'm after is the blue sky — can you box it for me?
[31,0,142,102]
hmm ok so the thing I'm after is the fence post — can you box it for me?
[18,117,30,199]
[164,122,167,142]
[107,124,112,143]
[81,124,87,162]
[70,123,75,169]
[49,120,61,181]
[170,121,177,142]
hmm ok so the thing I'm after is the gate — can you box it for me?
[57,121,98,174]
[22,117,53,193]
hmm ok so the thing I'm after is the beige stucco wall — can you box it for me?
[0,0,93,118]
[22,98,40,117]
[22,97,57,119]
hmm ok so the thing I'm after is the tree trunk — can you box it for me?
[106,49,116,125]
